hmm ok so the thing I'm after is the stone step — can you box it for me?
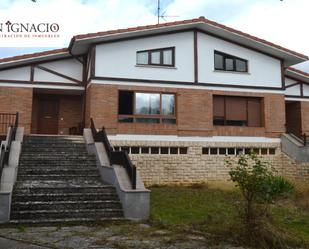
[24,138,84,142]
[9,217,124,225]
[12,192,118,202]
[18,164,97,169]
[22,142,86,147]
[10,208,123,220]
[17,174,101,181]
[18,167,98,174]
[11,200,121,211]
[14,180,106,189]
[22,147,88,153]
[24,137,84,141]
[19,156,96,161]
[24,135,84,140]
[19,158,97,166]
[14,180,115,194]
[20,153,91,158]
[18,168,99,176]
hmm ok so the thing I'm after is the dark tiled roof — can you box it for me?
[0,48,68,64]
[287,67,309,77]
[0,17,308,64]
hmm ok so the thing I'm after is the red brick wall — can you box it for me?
[301,101,309,135]
[0,87,33,134]
[85,83,286,137]
[58,96,83,135]
[31,97,39,134]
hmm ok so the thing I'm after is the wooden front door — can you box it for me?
[38,98,59,134]
[285,101,302,137]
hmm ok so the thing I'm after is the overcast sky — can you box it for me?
[0,0,308,71]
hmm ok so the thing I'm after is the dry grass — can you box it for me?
[149,182,309,248]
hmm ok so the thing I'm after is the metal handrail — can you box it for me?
[290,132,309,146]
[90,118,137,189]
[0,113,17,135]
[0,112,19,183]
[0,144,6,181]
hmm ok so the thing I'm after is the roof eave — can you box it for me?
[0,51,71,70]
[286,69,309,84]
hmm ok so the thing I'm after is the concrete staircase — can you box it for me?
[10,135,123,224]
[281,134,309,162]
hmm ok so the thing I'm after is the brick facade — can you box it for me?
[0,87,33,134]
[85,83,286,137]
[111,139,309,185]
[300,101,309,135]
[58,96,83,135]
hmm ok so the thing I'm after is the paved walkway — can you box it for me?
[0,223,247,249]
[0,236,49,249]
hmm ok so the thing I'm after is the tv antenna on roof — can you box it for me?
[157,0,178,24]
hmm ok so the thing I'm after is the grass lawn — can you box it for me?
[149,183,309,248]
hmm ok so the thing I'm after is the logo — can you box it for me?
[0,20,60,33]
[0,20,62,46]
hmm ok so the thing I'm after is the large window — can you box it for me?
[118,91,176,124]
[213,95,262,127]
[214,51,248,72]
[136,47,175,67]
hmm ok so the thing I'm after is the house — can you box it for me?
[0,16,308,185]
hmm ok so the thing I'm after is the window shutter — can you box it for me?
[226,97,247,120]
[213,96,225,118]
[248,99,261,127]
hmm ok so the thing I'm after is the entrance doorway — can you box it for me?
[38,98,59,134]
[285,101,301,137]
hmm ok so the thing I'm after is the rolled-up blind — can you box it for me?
[226,97,247,121]
[213,96,225,117]
[248,99,261,127]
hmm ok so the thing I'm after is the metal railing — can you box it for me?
[0,113,17,135]
[290,132,309,146]
[90,118,137,189]
[0,112,19,181]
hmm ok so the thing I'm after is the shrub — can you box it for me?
[226,152,294,247]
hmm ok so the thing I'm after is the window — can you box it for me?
[115,146,188,155]
[202,147,276,156]
[118,91,176,124]
[213,95,262,127]
[214,51,248,72]
[136,47,175,67]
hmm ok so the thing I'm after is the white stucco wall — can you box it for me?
[285,85,301,95]
[95,31,194,82]
[303,84,309,96]
[198,32,282,88]
[34,68,75,83]
[33,58,83,83]
[0,58,82,85]
[285,77,298,86]
[0,67,30,81]
[40,58,83,81]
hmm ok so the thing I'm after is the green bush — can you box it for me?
[226,152,294,247]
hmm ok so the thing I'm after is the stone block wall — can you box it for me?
[111,139,308,186]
